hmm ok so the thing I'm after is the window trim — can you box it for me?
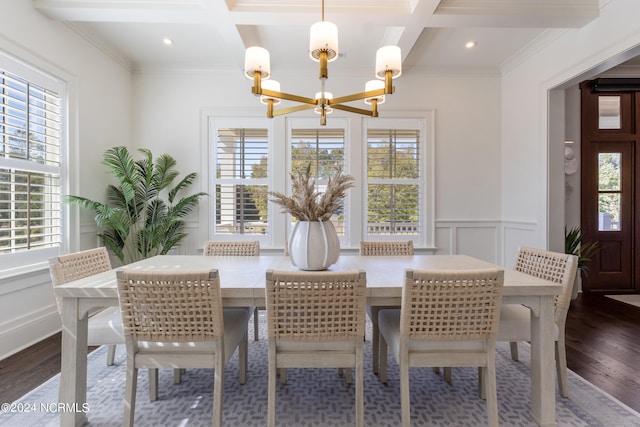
[362,116,434,248]
[208,117,274,246]
[0,50,67,272]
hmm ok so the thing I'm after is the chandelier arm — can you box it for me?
[331,88,386,105]
[331,103,377,117]
[260,89,316,105]
[271,104,317,116]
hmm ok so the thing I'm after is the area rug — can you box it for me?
[605,294,640,309]
[2,316,640,427]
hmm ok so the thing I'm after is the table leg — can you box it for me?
[59,297,89,427]
[529,295,557,427]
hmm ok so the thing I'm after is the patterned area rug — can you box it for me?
[3,316,640,427]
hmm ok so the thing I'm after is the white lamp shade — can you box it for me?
[260,80,281,105]
[309,21,339,62]
[364,80,385,105]
[244,46,271,79]
[375,45,402,79]
[314,91,333,114]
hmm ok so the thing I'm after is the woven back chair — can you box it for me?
[49,247,121,366]
[360,240,414,256]
[204,240,260,256]
[265,270,367,427]
[498,246,578,397]
[378,269,504,427]
[360,240,414,375]
[204,240,261,341]
[116,269,250,427]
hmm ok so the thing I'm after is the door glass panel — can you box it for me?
[598,96,621,129]
[598,152,621,231]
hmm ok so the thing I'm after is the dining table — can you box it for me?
[54,254,561,427]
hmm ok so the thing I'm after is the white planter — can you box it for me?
[289,220,340,270]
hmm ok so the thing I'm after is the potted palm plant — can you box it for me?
[66,146,207,264]
[269,163,355,270]
[565,225,600,298]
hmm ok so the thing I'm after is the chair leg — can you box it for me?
[371,307,380,375]
[346,368,352,384]
[106,344,116,366]
[356,346,364,427]
[556,338,569,397]
[443,367,452,384]
[379,334,388,384]
[509,341,519,361]
[478,367,486,400]
[123,364,137,427]
[212,354,224,427]
[149,368,158,402]
[239,330,248,385]
[254,307,260,341]
[173,368,182,384]
[400,361,410,427]
[268,341,277,427]
[485,354,499,427]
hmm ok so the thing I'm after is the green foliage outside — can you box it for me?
[245,141,420,228]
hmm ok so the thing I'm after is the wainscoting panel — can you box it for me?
[435,221,501,264]
[502,221,539,268]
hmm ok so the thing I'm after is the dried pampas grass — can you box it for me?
[269,163,355,221]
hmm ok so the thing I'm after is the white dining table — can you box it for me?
[55,254,561,427]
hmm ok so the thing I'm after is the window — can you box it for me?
[207,114,432,249]
[211,120,270,239]
[365,119,425,240]
[0,58,63,266]
[289,119,347,235]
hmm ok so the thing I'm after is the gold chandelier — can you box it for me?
[243,0,402,125]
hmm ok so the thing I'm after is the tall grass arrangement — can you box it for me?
[268,163,355,221]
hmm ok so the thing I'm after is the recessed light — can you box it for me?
[163,38,173,46]
[465,40,477,49]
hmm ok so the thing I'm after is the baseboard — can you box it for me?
[0,310,61,360]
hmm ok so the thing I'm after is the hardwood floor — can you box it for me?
[1,294,640,413]
[565,293,640,412]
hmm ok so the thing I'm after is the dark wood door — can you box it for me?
[580,81,640,293]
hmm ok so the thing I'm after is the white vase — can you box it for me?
[288,220,340,270]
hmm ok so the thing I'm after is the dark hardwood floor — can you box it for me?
[1,294,640,413]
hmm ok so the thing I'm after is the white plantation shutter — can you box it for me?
[0,65,62,256]
[289,120,347,235]
[366,127,421,236]
[214,127,269,236]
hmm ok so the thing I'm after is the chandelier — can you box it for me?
[243,0,402,126]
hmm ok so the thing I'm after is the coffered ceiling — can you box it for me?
[33,0,600,72]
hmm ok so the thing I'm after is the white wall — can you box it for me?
[501,0,640,266]
[0,3,132,359]
[132,67,503,257]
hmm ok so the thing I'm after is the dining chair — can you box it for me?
[360,240,414,375]
[49,247,121,366]
[265,269,367,427]
[116,268,250,427]
[496,246,578,397]
[50,247,189,402]
[378,269,504,427]
[204,240,261,341]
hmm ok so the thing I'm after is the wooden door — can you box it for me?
[580,81,640,293]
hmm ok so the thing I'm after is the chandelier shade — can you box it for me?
[261,80,281,105]
[364,80,385,105]
[244,0,401,125]
[309,21,339,62]
[244,46,270,80]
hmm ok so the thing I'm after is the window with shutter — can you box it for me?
[366,125,422,237]
[0,66,62,257]
[212,124,270,237]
